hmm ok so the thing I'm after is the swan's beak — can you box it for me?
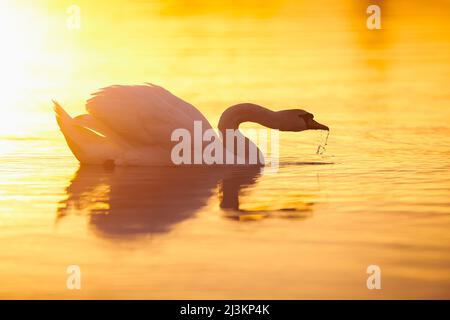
[306,118,329,131]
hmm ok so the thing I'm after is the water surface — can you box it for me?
[0,0,449,298]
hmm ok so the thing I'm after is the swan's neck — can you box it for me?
[218,103,279,132]
[218,103,274,164]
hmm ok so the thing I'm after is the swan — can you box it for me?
[54,83,328,166]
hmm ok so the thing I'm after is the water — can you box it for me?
[316,130,329,155]
[0,0,449,298]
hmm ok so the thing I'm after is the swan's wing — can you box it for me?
[85,84,212,148]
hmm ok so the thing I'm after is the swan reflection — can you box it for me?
[220,168,314,221]
[57,166,314,237]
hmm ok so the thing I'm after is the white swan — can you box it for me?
[54,83,328,166]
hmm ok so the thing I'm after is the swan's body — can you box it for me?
[54,84,328,166]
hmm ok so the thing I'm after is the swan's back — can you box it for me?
[55,84,214,165]
[86,83,212,147]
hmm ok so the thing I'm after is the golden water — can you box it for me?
[0,0,449,298]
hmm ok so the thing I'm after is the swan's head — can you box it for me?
[276,109,329,132]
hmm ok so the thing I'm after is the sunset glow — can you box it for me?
[0,0,449,301]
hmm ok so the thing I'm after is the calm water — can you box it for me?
[0,0,449,298]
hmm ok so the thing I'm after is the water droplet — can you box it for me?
[316,130,329,155]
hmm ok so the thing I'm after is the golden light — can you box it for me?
[0,1,49,136]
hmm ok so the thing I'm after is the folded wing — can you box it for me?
[85,84,213,148]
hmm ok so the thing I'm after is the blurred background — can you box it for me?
[1,0,449,136]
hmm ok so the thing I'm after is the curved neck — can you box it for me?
[218,103,279,133]
[217,103,274,164]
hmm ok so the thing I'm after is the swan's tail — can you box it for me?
[53,100,115,164]
[53,100,72,123]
